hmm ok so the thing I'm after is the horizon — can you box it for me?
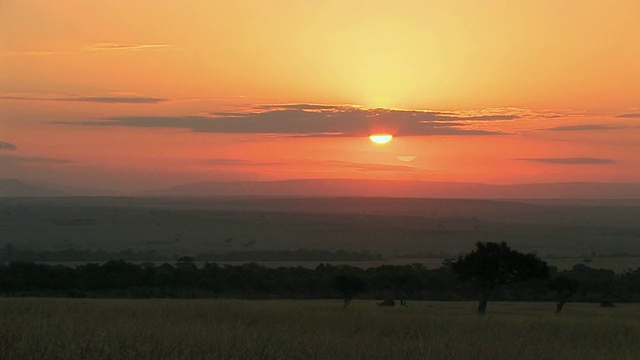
[3,177,640,199]
[1,1,639,193]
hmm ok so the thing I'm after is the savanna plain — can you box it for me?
[2,197,640,359]
[2,298,639,360]
[3,197,640,266]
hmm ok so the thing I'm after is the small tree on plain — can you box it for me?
[392,271,422,307]
[334,274,367,308]
[549,276,580,313]
[451,241,549,315]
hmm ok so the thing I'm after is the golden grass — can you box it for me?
[1,298,639,359]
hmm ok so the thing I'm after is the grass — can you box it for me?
[1,298,639,359]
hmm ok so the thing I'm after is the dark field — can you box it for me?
[2,298,639,360]
[2,197,640,271]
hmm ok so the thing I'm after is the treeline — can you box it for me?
[1,258,639,303]
[0,244,384,263]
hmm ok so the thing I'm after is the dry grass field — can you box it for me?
[1,298,639,359]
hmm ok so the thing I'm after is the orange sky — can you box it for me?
[1,1,639,192]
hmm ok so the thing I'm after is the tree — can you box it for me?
[371,265,420,307]
[549,276,580,313]
[175,256,199,289]
[334,274,367,308]
[451,242,549,314]
[389,267,422,307]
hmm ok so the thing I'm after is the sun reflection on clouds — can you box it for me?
[396,155,417,162]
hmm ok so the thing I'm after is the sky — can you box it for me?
[1,0,639,192]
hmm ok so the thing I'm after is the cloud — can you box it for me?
[277,133,352,138]
[0,94,168,104]
[616,113,640,118]
[0,51,71,57]
[0,155,73,164]
[514,157,616,165]
[449,115,517,121]
[58,104,512,137]
[544,124,623,131]
[396,155,417,162]
[87,43,172,51]
[319,160,419,172]
[0,142,17,151]
[254,104,521,121]
[253,104,340,111]
[200,158,418,172]
[202,158,285,166]
[59,96,168,104]
[1,43,174,57]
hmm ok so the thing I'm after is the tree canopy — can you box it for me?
[451,241,549,314]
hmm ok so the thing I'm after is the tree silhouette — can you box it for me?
[334,274,367,308]
[549,276,580,313]
[390,269,422,307]
[451,242,549,314]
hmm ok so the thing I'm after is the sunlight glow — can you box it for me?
[369,134,393,144]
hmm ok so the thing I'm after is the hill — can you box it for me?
[145,179,640,199]
[0,178,64,197]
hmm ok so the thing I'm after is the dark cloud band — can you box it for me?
[544,124,622,131]
[0,95,168,104]
[201,158,419,172]
[616,113,640,118]
[515,157,615,165]
[57,105,511,137]
[0,155,72,164]
[0,141,17,151]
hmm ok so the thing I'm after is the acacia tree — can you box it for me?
[451,242,549,314]
[549,276,580,313]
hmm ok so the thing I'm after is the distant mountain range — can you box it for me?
[0,178,64,197]
[2,178,640,199]
[144,179,640,199]
[0,178,113,197]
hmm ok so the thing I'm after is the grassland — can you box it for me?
[3,198,638,358]
[2,197,640,271]
[1,298,639,359]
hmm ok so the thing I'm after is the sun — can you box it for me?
[369,134,393,144]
